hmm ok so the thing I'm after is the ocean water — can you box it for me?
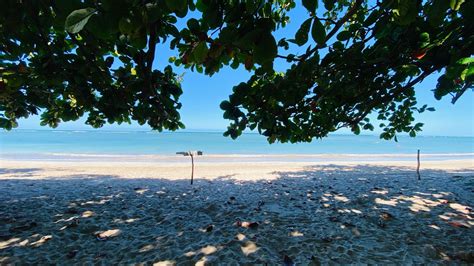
[0,130,473,160]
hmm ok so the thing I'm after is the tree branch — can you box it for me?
[451,82,472,104]
[351,69,436,125]
[147,24,157,73]
[300,0,364,61]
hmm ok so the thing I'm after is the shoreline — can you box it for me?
[1,152,473,164]
[1,157,472,181]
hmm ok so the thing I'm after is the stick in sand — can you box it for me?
[176,151,203,184]
[417,149,421,180]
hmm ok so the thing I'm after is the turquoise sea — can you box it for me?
[0,130,473,160]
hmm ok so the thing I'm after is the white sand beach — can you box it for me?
[0,156,473,264]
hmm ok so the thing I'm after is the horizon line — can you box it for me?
[3,128,473,138]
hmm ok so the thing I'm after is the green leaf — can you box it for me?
[254,34,277,64]
[336,30,351,41]
[457,57,474,65]
[450,0,465,10]
[392,0,417,25]
[193,42,208,63]
[302,0,318,13]
[65,8,96,34]
[311,18,326,45]
[295,18,312,46]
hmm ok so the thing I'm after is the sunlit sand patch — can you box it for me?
[200,245,217,255]
[195,256,207,266]
[337,209,352,213]
[375,198,398,206]
[429,224,441,230]
[81,211,94,218]
[409,203,431,212]
[113,218,139,224]
[97,229,121,238]
[184,251,196,257]
[351,209,362,214]
[449,203,471,214]
[334,195,349,202]
[414,192,431,196]
[290,231,304,237]
[30,235,52,247]
[236,233,246,241]
[82,199,109,205]
[18,239,29,247]
[153,260,176,266]
[371,189,389,195]
[0,238,21,250]
[135,188,149,194]
[139,244,155,253]
[241,241,259,256]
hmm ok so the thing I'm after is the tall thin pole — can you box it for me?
[190,153,194,185]
[416,149,421,180]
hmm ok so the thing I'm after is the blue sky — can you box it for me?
[18,3,474,137]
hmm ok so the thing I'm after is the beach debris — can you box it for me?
[283,255,295,266]
[235,219,259,229]
[342,221,355,228]
[176,150,203,185]
[205,224,214,232]
[379,211,394,221]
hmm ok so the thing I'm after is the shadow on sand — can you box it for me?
[0,164,473,264]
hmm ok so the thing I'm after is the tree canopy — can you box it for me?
[1,0,472,142]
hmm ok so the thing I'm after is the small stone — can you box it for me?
[205,224,214,232]
[380,211,394,221]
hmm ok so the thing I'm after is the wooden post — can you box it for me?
[190,153,194,185]
[416,149,421,180]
